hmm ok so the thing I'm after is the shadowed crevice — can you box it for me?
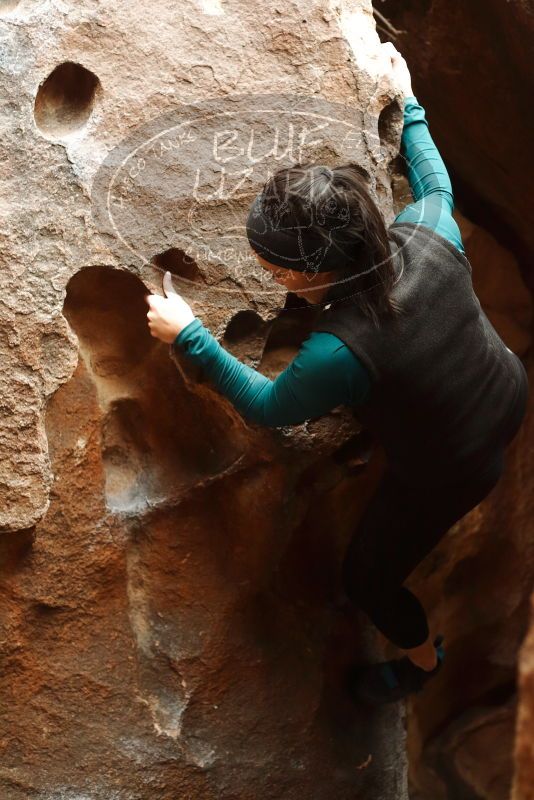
[151,248,205,285]
[62,265,245,513]
[378,97,403,151]
[259,297,320,377]
[34,62,101,138]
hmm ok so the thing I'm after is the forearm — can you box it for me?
[172,318,371,427]
[401,96,454,209]
[172,317,275,423]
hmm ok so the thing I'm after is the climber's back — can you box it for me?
[311,221,526,486]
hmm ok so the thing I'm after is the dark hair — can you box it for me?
[259,162,404,328]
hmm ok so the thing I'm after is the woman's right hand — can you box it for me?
[382,41,414,98]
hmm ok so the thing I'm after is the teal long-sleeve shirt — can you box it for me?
[172,96,465,427]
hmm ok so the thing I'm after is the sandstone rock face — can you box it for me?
[0,1,411,797]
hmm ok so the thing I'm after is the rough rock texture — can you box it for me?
[1,0,533,798]
[375,3,534,798]
[0,1,412,797]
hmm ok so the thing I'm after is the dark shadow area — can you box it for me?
[283,291,311,310]
[223,310,265,344]
[151,248,204,285]
[447,165,534,293]
[62,265,244,512]
[221,309,267,362]
[0,527,35,570]
[259,294,321,377]
[62,265,152,374]
[34,61,100,137]
[378,98,403,150]
[388,153,408,179]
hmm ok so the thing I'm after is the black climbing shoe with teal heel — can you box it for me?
[346,634,445,706]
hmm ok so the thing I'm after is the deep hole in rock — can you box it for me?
[0,526,35,563]
[34,61,100,138]
[151,248,204,284]
[268,320,308,353]
[221,310,267,363]
[63,266,153,376]
[378,97,403,150]
[62,265,242,512]
[388,153,407,177]
[32,601,65,616]
[259,297,320,377]
[223,310,265,344]
[331,428,375,469]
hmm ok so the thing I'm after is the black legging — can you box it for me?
[341,354,529,650]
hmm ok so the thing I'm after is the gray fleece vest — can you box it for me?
[312,222,523,485]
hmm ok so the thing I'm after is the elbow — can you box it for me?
[239,407,280,429]
[254,412,284,429]
[239,395,286,429]
[245,415,282,430]
[244,408,294,429]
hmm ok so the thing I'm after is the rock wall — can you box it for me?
[1,0,532,797]
[0,1,411,797]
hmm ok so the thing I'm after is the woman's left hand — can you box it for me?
[145,271,196,344]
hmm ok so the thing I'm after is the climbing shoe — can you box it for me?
[346,634,445,706]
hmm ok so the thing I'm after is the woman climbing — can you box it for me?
[145,43,529,704]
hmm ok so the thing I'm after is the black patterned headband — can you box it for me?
[245,192,364,274]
